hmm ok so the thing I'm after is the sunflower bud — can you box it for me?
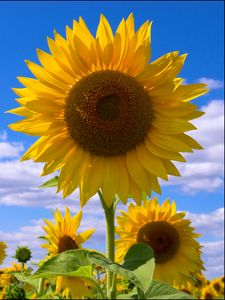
[14,246,32,263]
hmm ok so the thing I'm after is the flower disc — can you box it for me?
[137,221,180,263]
[65,70,153,156]
[57,235,78,253]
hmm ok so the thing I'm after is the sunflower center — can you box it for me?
[65,70,153,156]
[205,293,213,300]
[57,235,78,253]
[213,282,221,292]
[136,221,180,264]
[96,94,120,121]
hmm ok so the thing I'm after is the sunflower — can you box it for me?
[0,242,7,265]
[201,285,218,299]
[116,197,204,285]
[8,14,208,207]
[41,208,95,299]
[210,278,224,295]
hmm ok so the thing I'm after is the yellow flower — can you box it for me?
[116,197,204,285]
[0,242,7,265]
[0,262,25,299]
[201,285,218,299]
[41,208,95,299]
[8,14,208,207]
[210,278,224,294]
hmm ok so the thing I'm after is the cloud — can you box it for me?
[187,208,224,239]
[0,142,24,159]
[0,219,47,269]
[0,130,24,159]
[197,77,224,90]
[201,240,224,279]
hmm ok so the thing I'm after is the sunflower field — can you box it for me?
[0,10,224,300]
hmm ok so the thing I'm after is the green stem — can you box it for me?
[98,190,116,299]
[37,278,44,297]
[21,263,25,273]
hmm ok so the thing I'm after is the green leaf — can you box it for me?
[122,243,155,293]
[38,176,58,188]
[88,243,155,294]
[32,249,105,299]
[13,272,39,292]
[32,249,91,279]
[145,281,194,299]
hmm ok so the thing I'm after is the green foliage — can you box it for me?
[32,249,91,279]
[38,176,58,188]
[89,243,155,294]
[12,272,39,293]
[5,284,26,299]
[29,245,194,299]
[32,244,155,298]
[145,280,194,299]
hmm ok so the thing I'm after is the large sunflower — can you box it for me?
[0,242,7,265]
[8,14,208,207]
[116,197,204,285]
[41,208,95,298]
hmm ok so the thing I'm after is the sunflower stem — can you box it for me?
[37,278,45,297]
[98,190,116,299]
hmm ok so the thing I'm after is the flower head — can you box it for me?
[8,14,208,207]
[0,242,7,265]
[116,197,204,285]
[201,284,218,299]
[210,278,224,294]
[41,208,95,299]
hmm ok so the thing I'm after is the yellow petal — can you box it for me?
[126,149,151,192]
[102,158,119,207]
[136,143,168,180]
[76,229,95,244]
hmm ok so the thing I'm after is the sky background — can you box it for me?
[0,1,224,280]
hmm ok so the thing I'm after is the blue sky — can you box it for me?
[0,1,224,279]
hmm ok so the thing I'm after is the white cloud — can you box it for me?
[197,77,224,90]
[187,208,224,238]
[0,142,24,159]
[201,240,224,279]
[0,219,47,270]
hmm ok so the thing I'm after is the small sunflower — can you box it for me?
[210,278,224,294]
[201,285,218,299]
[116,197,203,285]
[0,242,7,265]
[8,14,208,207]
[41,208,95,299]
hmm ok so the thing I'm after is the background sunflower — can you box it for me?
[41,208,95,298]
[0,242,7,265]
[116,197,204,285]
